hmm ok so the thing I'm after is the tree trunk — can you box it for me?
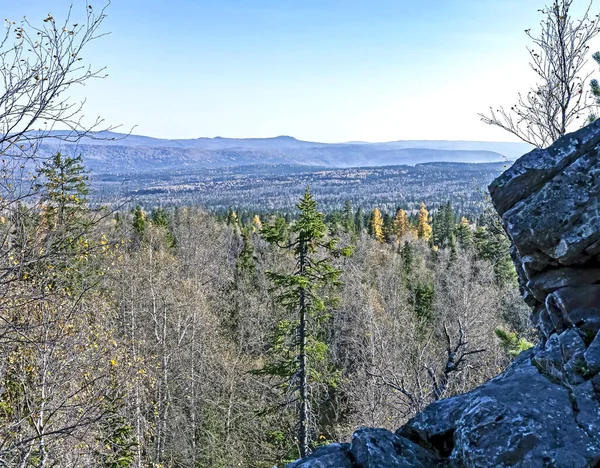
[298,239,309,458]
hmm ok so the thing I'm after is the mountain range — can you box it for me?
[38,131,533,173]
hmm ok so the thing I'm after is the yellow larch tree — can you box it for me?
[392,208,414,240]
[416,202,432,240]
[370,208,385,243]
[251,214,262,232]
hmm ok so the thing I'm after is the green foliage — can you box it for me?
[258,187,350,455]
[495,328,534,358]
[354,207,365,234]
[343,200,355,235]
[432,201,455,249]
[473,211,517,285]
[151,207,170,227]
[227,206,239,227]
[412,282,435,323]
[36,152,89,222]
[132,206,146,236]
[236,227,256,274]
[400,240,413,276]
[455,217,474,249]
[96,394,137,468]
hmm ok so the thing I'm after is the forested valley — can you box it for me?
[0,151,532,467]
[0,1,566,466]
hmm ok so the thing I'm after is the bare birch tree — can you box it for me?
[480,0,600,148]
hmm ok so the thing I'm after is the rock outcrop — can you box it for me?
[286,120,600,467]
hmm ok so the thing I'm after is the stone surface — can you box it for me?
[584,330,600,375]
[547,285,600,335]
[349,428,440,468]
[286,121,600,467]
[285,443,353,468]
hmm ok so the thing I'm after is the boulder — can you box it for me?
[584,330,600,375]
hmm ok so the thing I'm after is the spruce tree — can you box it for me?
[455,217,474,249]
[342,200,355,235]
[132,206,146,237]
[354,207,365,234]
[258,187,351,458]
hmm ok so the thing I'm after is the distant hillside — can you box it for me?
[37,131,533,173]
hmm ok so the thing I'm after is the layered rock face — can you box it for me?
[286,121,600,467]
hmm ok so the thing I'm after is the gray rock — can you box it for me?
[490,118,600,216]
[564,351,587,385]
[284,443,353,468]
[350,428,440,468]
[527,268,600,302]
[584,330,600,376]
[399,350,600,467]
[558,328,586,361]
[547,285,600,335]
[502,150,600,266]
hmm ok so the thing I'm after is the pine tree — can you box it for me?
[151,208,170,227]
[495,329,534,358]
[258,187,351,458]
[416,202,432,240]
[370,208,385,243]
[474,212,517,285]
[432,201,455,249]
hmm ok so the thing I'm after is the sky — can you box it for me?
[5,0,600,142]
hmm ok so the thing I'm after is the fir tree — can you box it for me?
[473,212,517,285]
[36,152,89,232]
[258,187,351,458]
[226,207,239,227]
[151,208,170,227]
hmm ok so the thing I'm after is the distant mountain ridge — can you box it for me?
[37,131,533,173]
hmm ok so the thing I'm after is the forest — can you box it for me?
[0,152,531,467]
[4,0,596,465]
[90,162,509,217]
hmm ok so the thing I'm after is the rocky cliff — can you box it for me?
[286,120,600,467]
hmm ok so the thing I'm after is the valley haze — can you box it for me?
[39,131,533,173]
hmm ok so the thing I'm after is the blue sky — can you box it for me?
[6,1,600,142]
